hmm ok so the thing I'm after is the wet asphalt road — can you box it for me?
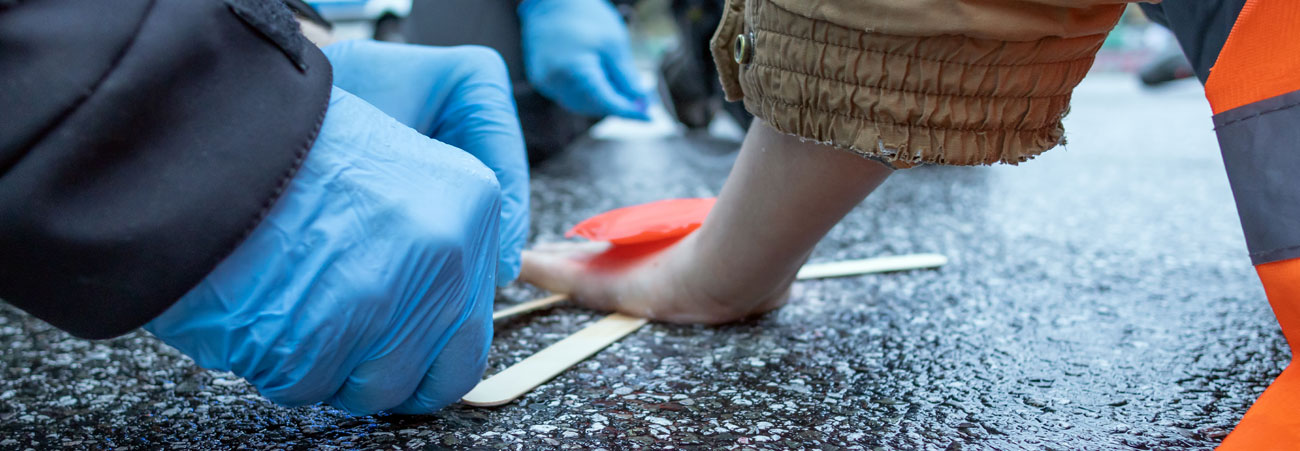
[0,74,1287,450]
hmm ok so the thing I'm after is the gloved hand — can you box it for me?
[518,0,650,120]
[145,87,499,415]
[323,40,528,284]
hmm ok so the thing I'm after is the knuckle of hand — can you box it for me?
[397,179,499,257]
[406,216,464,255]
[465,161,504,197]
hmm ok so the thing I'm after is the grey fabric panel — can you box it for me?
[404,0,525,82]
[1214,89,1300,265]
[1140,0,1247,83]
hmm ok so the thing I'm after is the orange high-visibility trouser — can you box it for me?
[1199,0,1300,448]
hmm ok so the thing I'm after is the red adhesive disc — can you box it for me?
[566,198,716,245]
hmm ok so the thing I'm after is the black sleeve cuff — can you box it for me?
[0,0,332,338]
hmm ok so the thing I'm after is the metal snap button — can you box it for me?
[733,32,754,65]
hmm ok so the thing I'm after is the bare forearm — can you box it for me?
[520,120,893,323]
[686,120,893,306]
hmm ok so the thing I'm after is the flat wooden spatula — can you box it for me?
[461,253,947,407]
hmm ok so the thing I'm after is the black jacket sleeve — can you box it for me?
[0,0,332,339]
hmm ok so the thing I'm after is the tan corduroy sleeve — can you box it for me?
[711,0,1135,167]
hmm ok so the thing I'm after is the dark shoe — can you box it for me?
[1139,51,1195,87]
[658,45,715,129]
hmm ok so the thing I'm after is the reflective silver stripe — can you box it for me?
[1213,89,1300,265]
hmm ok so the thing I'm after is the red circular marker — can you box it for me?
[566,197,717,245]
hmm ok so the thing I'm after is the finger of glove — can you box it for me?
[388,288,493,414]
[419,46,530,284]
[288,87,501,413]
[325,274,481,415]
[545,59,648,120]
[326,337,431,415]
[322,41,421,125]
[361,154,499,415]
[326,152,500,415]
[323,42,520,160]
[322,42,528,284]
[602,43,649,113]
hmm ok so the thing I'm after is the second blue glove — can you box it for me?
[518,0,650,120]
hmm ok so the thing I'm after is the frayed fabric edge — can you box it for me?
[744,96,1069,169]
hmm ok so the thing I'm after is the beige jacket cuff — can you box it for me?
[711,0,1126,168]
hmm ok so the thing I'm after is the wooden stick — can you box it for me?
[492,294,569,321]
[796,253,947,280]
[468,253,948,406]
[461,313,648,407]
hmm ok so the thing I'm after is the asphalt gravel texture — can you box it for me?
[0,75,1287,450]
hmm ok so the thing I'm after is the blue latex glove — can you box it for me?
[518,0,650,120]
[145,87,499,415]
[323,41,528,285]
